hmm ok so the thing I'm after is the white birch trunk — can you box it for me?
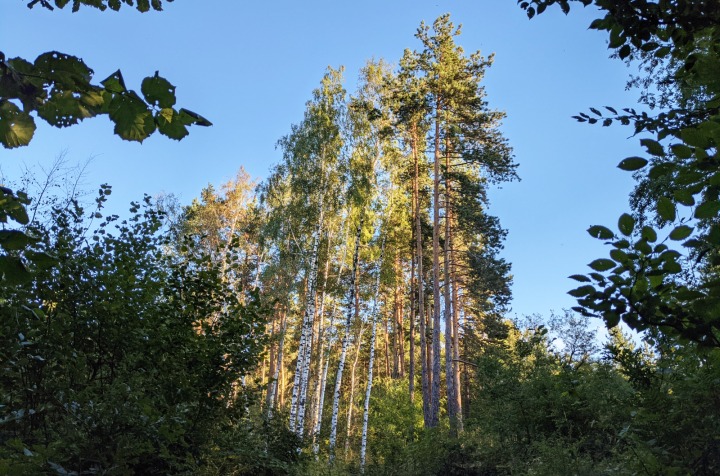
[312,220,349,454]
[360,243,384,472]
[328,218,363,461]
[344,324,366,456]
[267,310,287,419]
[289,204,325,437]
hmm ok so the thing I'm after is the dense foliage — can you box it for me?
[0,188,302,474]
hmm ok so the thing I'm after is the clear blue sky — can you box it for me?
[1,0,643,320]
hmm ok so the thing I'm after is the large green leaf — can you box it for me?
[589,258,616,272]
[37,89,96,127]
[0,230,38,251]
[587,225,614,240]
[178,108,213,127]
[640,138,664,156]
[101,70,127,93]
[640,226,657,243]
[617,157,648,171]
[669,225,693,241]
[657,197,676,222]
[34,51,93,88]
[568,285,596,297]
[107,92,156,142]
[0,101,36,148]
[156,107,189,140]
[694,200,720,220]
[0,255,31,284]
[618,213,635,236]
[141,72,176,108]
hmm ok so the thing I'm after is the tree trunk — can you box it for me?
[412,125,431,428]
[360,243,384,472]
[451,228,463,432]
[329,217,363,461]
[430,100,442,428]
[345,324,366,457]
[384,312,391,379]
[313,222,350,454]
[289,204,324,437]
[267,308,287,418]
[444,144,457,432]
[307,254,331,439]
[409,253,416,404]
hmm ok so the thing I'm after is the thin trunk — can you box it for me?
[345,324,366,456]
[444,144,457,432]
[397,281,405,378]
[313,222,350,454]
[360,244,385,472]
[267,309,287,418]
[412,126,430,427]
[383,312,390,379]
[263,315,276,408]
[409,253,416,404]
[430,101,442,428]
[289,204,324,437]
[426,303,433,403]
[392,281,400,379]
[451,230,463,432]
[392,255,405,379]
[329,218,363,461]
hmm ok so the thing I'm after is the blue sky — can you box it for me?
[1,0,644,320]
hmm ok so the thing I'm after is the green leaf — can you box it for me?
[669,225,693,241]
[569,274,591,282]
[37,89,96,127]
[0,256,31,284]
[673,189,695,206]
[657,197,676,222]
[663,261,682,274]
[680,127,712,149]
[617,157,648,171]
[641,226,657,242]
[604,311,620,328]
[694,200,720,219]
[587,225,614,240]
[568,285,596,297]
[24,251,58,270]
[648,162,675,179]
[589,259,615,272]
[618,213,635,236]
[107,92,156,142]
[178,108,213,127]
[610,248,629,263]
[141,72,176,108]
[654,46,671,58]
[0,101,37,148]
[640,138,665,156]
[670,143,693,159]
[101,70,127,93]
[156,108,189,140]
[34,51,93,88]
[0,230,38,251]
[618,44,631,59]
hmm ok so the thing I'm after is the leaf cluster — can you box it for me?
[0,52,211,148]
[0,189,274,474]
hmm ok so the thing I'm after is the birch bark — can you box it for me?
[328,218,363,461]
[360,242,384,472]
